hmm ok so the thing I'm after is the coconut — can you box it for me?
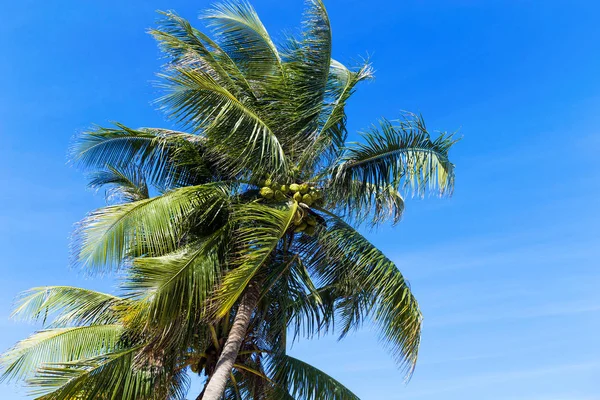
[274,190,286,201]
[299,183,310,194]
[306,215,317,226]
[305,225,316,236]
[302,193,313,206]
[260,187,274,199]
[264,178,272,187]
[289,183,301,192]
[280,184,289,194]
[294,222,307,232]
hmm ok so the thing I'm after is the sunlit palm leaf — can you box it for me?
[280,0,332,148]
[72,183,229,272]
[151,11,256,100]
[73,125,208,188]
[88,164,149,204]
[124,227,229,327]
[328,180,405,226]
[1,325,123,383]
[306,210,422,376]
[330,113,456,198]
[202,0,284,82]
[301,60,373,168]
[11,286,125,327]
[158,67,287,176]
[213,201,298,317]
[28,347,154,400]
[271,355,359,400]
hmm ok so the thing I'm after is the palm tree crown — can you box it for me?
[0,1,457,399]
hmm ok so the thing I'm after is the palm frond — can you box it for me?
[328,180,405,226]
[269,256,330,342]
[88,164,149,203]
[202,0,284,82]
[158,67,287,176]
[213,201,298,318]
[29,346,190,399]
[306,210,422,377]
[11,286,125,327]
[301,60,373,169]
[271,355,359,400]
[151,11,256,100]
[1,325,123,383]
[124,227,229,328]
[27,347,148,399]
[330,113,457,198]
[280,0,332,148]
[72,183,229,272]
[72,125,209,188]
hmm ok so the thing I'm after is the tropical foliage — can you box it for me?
[0,0,457,399]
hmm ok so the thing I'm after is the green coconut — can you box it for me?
[302,193,313,205]
[280,184,289,194]
[274,190,286,201]
[305,225,316,236]
[306,215,317,226]
[264,178,272,187]
[294,222,307,232]
[289,183,301,192]
[293,192,303,202]
[260,187,274,199]
[299,183,310,194]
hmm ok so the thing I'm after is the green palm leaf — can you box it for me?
[271,355,359,400]
[307,210,422,376]
[328,180,405,226]
[73,125,208,188]
[151,11,256,100]
[213,201,298,317]
[72,183,229,272]
[11,286,125,327]
[330,113,457,197]
[281,0,332,146]
[88,164,149,203]
[158,67,287,176]
[27,347,152,400]
[301,60,373,168]
[202,0,284,82]
[124,227,229,327]
[1,325,123,383]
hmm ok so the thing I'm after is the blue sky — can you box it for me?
[1,0,599,399]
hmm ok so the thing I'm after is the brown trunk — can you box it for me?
[200,283,260,400]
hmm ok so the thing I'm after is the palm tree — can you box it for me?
[0,1,457,399]
[1,283,360,399]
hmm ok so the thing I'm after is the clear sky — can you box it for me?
[1,0,599,399]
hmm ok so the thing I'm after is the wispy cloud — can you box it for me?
[405,361,600,398]
[394,236,600,282]
[427,301,600,328]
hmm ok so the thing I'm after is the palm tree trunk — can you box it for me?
[200,283,260,400]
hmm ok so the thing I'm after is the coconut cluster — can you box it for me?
[258,179,323,235]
